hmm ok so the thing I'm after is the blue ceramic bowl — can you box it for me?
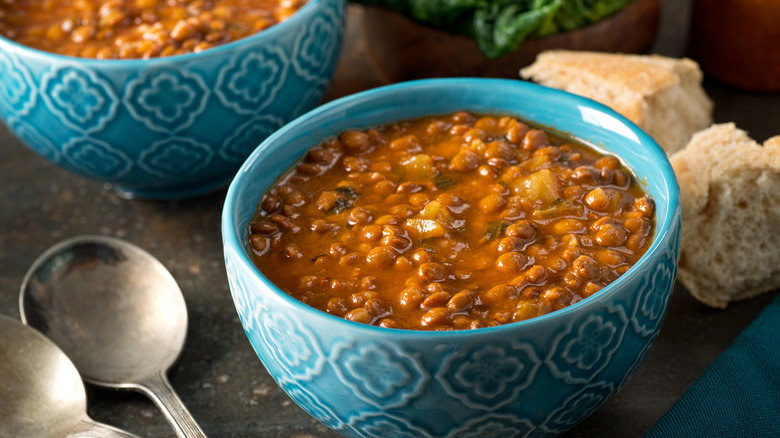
[222,78,681,437]
[0,0,345,199]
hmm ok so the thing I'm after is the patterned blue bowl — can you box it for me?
[0,0,345,199]
[222,78,681,437]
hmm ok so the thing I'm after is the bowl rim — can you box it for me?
[0,0,329,64]
[222,77,681,338]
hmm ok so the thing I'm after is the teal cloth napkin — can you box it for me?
[645,294,780,437]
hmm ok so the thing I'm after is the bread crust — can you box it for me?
[520,50,713,155]
[671,123,780,308]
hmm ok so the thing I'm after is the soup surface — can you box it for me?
[0,0,308,59]
[248,112,655,330]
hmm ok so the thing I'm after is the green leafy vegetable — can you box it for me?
[481,220,509,242]
[434,175,457,190]
[334,186,361,199]
[353,0,633,59]
[328,198,352,214]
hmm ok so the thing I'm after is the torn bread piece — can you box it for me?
[520,50,713,155]
[671,123,780,308]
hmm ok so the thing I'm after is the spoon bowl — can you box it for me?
[20,235,205,438]
[0,315,139,438]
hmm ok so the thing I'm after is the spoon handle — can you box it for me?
[68,418,142,438]
[135,371,207,438]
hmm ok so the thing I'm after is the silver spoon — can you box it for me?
[19,235,207,438]
[0,315,141,438]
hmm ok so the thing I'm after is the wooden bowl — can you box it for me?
[362,0,660,83]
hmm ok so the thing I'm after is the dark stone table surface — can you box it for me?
[2,1,779,436]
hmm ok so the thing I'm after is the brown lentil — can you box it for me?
[421,307,451,327]
[248,112,655,330]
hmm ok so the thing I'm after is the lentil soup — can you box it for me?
[248,112,655,331]
[0,0,308,59]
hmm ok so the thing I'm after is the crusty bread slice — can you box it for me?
[671,123,780,308]
[520,50,713,155]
